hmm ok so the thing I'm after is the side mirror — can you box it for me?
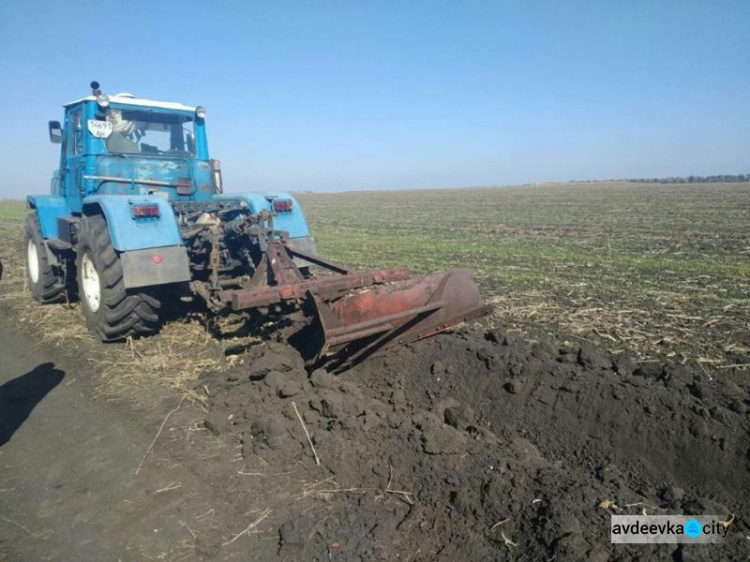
[48,121,63,144]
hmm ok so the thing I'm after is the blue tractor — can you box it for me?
[26,82,490,366]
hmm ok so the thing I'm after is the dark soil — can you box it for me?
[198,323,750,561]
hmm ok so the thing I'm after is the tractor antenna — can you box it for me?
[182,83,193,104]
[90,81,101,96]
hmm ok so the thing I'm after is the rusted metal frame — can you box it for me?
[191,281,224,313]
[221,267,412,310]
[313,273,452,363]
[324,300,445,343]
[390,303,493,347]
[333,303,491,368]
[248,255,269,288]
[333,309,434,367]
[311,292,444,350]
[317,271,464,366]
[265,242,287,285]
[265,241,303,287]
[327,324,394,347]
[208,228,222,290]
[346,268,452,349]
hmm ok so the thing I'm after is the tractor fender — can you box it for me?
[82,195,182,251]
[212,192,311,238]
[26,195,68,239]
[82,195,190,289]
[26,195,68,266]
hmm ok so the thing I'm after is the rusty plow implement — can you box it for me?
[216,241,492,367]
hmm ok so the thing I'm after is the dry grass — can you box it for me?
[0,218,262,404]
[487,292,744,365]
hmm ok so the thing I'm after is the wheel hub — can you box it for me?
[81,253,101,312]
[27,239,40,284]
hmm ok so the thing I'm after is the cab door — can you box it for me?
[62,105,86,213]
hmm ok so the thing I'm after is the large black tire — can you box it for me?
[24,214,65,303]
[76,214,162,341]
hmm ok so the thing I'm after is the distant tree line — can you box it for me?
[572,174,750,184]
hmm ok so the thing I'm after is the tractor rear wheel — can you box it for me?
[76,214,162,341]
[24,214,65,303]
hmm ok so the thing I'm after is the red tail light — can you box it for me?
[132,204,160,218]
[272,199,293,212]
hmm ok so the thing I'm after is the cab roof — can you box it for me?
[63,94,197,113]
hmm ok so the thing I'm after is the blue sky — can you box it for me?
[0,0,747,197]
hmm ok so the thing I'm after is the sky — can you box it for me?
[0,0,748,197]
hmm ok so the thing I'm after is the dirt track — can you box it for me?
[1,308,748,561]
[0,313,235,561]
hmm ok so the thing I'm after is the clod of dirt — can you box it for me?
[245,416,287,452]
[683,497,732,518]
[309,367,336,388]
[245,347,302,381]
[203,409,231,436]
[577,342,612,370]
[612,352,637,376]
[416,412,467,455]
[278,516,317,550]
[729,400,747,414]
[263,370,306,398]
[443,404,474,430]
[661,486,686,504]
[503,379,524,394]
[634,362,665,381]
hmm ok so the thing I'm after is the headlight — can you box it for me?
[96,94,110,108]
[196,106,206,119]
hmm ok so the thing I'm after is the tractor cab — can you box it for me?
[48,81,219,214]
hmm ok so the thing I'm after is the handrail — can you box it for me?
[84,175,178,187]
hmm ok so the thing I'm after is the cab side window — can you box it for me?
[70,110,83,155]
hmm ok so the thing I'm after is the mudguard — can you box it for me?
[212,192,311,238]
[120,246,191,289]
[82,195,190,289]
[26,195,68,239]
[82,194,183,251]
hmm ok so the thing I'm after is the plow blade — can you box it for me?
[312,268,492,366]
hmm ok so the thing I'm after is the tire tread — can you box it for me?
[77,214,161,341]
[24,215,64,304]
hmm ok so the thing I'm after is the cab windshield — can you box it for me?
[105,108,195,156]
